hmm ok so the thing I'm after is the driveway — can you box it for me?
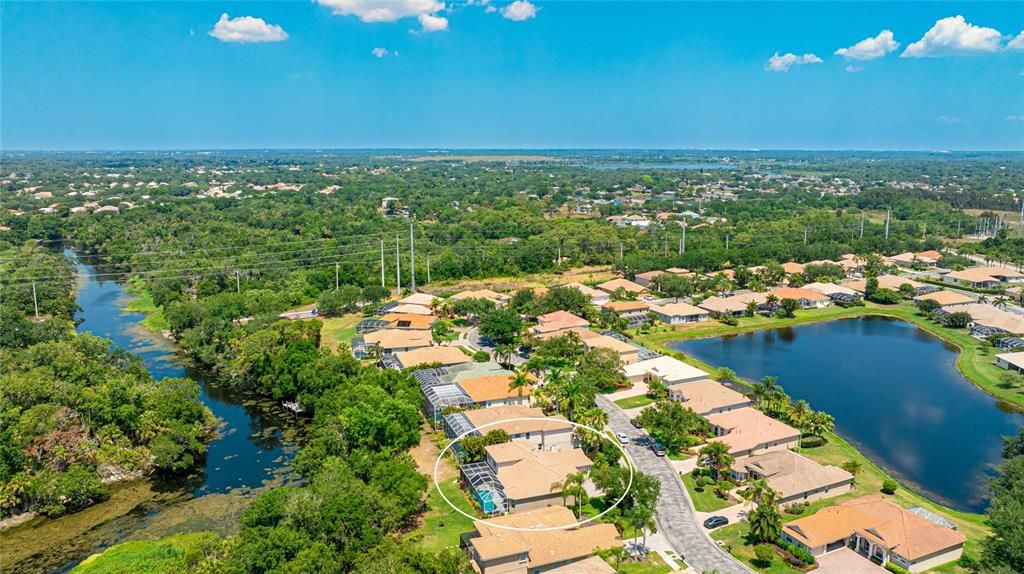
[596,395,752,574]
[811,548,886,574]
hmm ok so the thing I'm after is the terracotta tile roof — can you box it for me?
[783,496,965,560]
[649,302,709,317]
[772,287,831,301]
[471,507,621,566]
[459,374,531,402]
[635,270,666,281]
[602,300,650,313]
[781,262,806,274]
[532,311,590,334]
[381,312,437,330]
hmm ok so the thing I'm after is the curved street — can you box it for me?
[596,395,753,574]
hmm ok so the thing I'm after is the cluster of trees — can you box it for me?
[636,400,707,453]
[751,376,835,444]
[0,334,214,518]
[972,428,1024,574]
[0,246,78,349]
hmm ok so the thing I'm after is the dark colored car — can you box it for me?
[703,516,729,529]
[650,441,666,456]
[630,418,642,429]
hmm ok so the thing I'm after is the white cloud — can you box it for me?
[902,15,1002,57]
[845,64,863,73]
[835,30,899,61]
[764,52,822,72]
[485,5,497,12]
[1007,115,1024,122]
[372,47,389,58]
[1007,31,1024,51]
[937,115,961,124]
[501,0,537,21]
[418,13,449,32]
[315,0,445,23]
[209,13,288,43]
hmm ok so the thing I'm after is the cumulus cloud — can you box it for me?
[316,0,443,22]
[902,15,1002,57]
[418,13,449,31]
[501,0,537,21]
[209,13,288,43]
[835,30,899,61]
[764,52,822,72]
[372,47,389,58]
[845,64,863,73]
[1007,115,1024,122]
[1007,31,1024,51]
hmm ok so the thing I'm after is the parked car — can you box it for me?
[650,441,666,456]
[630,418,642,428]
[615,432,630,444]
[703,516,729,529]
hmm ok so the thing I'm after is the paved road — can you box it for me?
[596,395,752,574]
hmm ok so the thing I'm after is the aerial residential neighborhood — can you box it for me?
[3,1,1023,574]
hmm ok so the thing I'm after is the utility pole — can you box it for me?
[334,262,339,291]
[663,236,668,257]
[681,224,686,254]
[380,240,385,287]
[396,234,401,294]
[619,242,623,262]
[859,213,865,239]
[426,256,431,284]
[32,282,39,318]
[725,234,730,250]
[884,209,891,240]
[803,227,808,245]
[1018,199,1023,239]
[957,219,961,237]
[557,242,562,265]
[923,223,927,239]
[409,223,416,292]
[236,271,241,293]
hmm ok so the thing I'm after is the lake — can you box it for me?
[1,254,306,573]
[671,316,1024,513]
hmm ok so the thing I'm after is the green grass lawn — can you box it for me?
[611,552,674,574]
[711,522,806,574]
[410,477,477,553]
[614,395,656,410]
[681,472,733,512]
[123,279,169,332]
[71,532,220,574]
[318,314,362,352]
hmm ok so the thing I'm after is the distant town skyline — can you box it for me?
[2,1,1022,150]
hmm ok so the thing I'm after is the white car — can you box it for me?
[615,432,630,444]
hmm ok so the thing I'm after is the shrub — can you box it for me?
[884,562,910,574]
[777,540,816,566]
[753,544,774,567]
[472,350,490,362]
[719,314,739,326]
[881,478,899,495]
[957,553,978,570]
[784,502,807,515]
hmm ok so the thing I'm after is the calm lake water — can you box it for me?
[671,316,1024,513]
[2,254,305,573]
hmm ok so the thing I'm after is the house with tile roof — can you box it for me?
[705,407,800,457]
[781,496,966,572]
[731,450,853,505]
[462,506,621,574]
[943,267,1024,289]
[667,379,752,416]
[595,278,648,296]
[648,302,709,324]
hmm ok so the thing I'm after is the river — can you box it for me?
[1,254,306,573]
[671,316,1024,513]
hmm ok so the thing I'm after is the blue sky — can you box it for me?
[2,1,1022,150]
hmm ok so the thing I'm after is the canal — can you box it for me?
[671,315,1024,513]
[2,254,306,573]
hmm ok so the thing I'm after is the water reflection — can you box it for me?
[2,254,307,573]
[672,316,1024,513]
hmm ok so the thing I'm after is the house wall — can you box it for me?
[777,479,854,505]
[476,551,529,574]
[906,544,964,573]
[509,492,568,513]
[656,312,708,324]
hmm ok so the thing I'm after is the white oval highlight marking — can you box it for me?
[432,416,634,532]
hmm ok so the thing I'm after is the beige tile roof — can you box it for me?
[772,287,831,301]
[459,374,532,402]
[706,407,800,454]
[650,302,709,317]
[668,379,752,415]
[802,282,859,297]
[781,262,806,274]
[666,267,691,275]
[846,275,924,293]
[363,329,433,350]
[624,356,709,384]
[391,303,434,315]
[451,289,511,304]
[464,406,571,436]
[947,266,1024,283]
[583,334,638,355]
[561,282,608,299]
[492,448,593,500]
[783,496,965,560]
[635,270,666,281]
[596,278,647,294]
[731,450,853,500]
[394,346,472,368]
[944,302,1024,333]
[543,555,615,574]
[398,292,437,306]
[913,290,974,307]
[471,507,621,565]
[997,351,1024,370]
[698,292,769,314]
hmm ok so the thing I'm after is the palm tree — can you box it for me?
[740,477,771,508]
[551,472,587,517]
[699,441,734,480]
[556,375,597,422]
[495,342,515,367]
[806,410,835,442]
[507,367,532,398]
[787,400,813,447]
[752,375,778,405]
[712,367,738,384]
[627,505,656,549]
[749,488,782,543]
[575,407,609,452]
[607,545,629,573]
